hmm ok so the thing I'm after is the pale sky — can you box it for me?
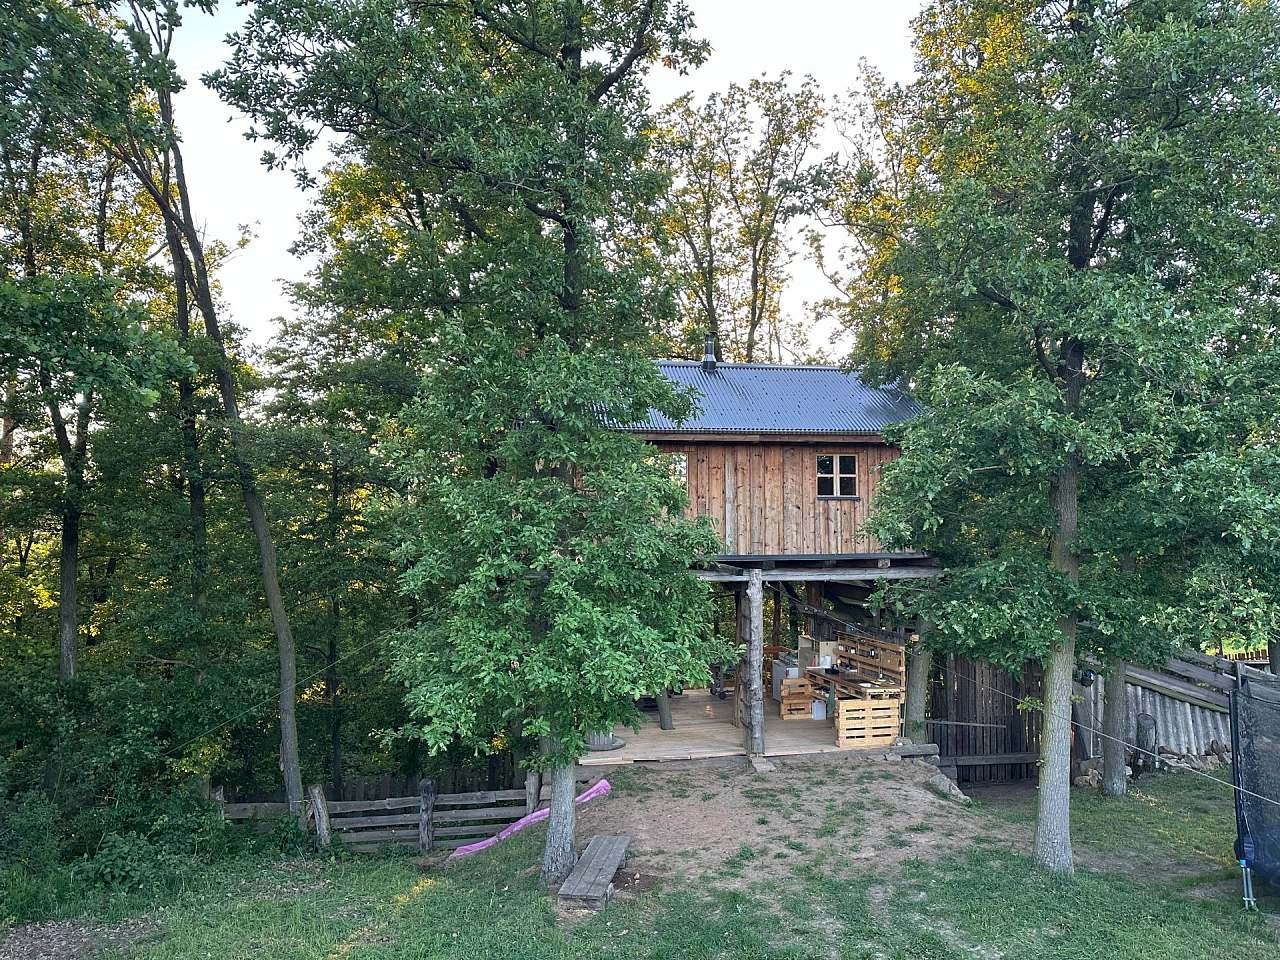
[173,1,924,349]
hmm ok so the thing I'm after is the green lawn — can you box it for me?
[31,772,1280,959]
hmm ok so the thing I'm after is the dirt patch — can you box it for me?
[0,917,158,960]
[576,753,990,885]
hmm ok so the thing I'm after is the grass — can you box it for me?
[11,772,1272,960]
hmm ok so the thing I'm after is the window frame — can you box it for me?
[816,452,859,500]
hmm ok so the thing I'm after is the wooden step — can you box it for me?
[558,835,630,908]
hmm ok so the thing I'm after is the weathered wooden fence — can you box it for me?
[927,656,1043,785]
[221,774,597,853]
[221,754,519,805]
[929,649,1273,783]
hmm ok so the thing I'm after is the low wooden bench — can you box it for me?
[558,835,630,908]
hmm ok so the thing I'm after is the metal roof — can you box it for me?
[623,361,919,435]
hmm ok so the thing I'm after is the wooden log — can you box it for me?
[307,784,332,849]
[747,568,765,756]
[418,778,435,852]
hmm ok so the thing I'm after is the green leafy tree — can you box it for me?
[212,0,728,882]
[833,0,1280,874]
[656,74,829,361]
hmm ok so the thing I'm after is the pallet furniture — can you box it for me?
[559,835,630,908]
[834,631,906,684]
[768,660,819,721]
[834,688,903,748]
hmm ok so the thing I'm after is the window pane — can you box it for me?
[816,455,833,475]
[838,455,857,476]
[817,476,834,497]
[839,475,855,497]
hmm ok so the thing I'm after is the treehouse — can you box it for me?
[585,339,941,766]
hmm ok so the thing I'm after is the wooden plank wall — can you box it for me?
[657,441,899,556]
[928,657,1044,785]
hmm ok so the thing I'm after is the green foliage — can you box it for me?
[211,2,731,768]
[833,0,1280,668]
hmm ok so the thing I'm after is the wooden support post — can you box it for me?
[418,778,436,852]
[905,642,933,744]
[655,690,674,730]
[747,569,765,756]
[306,783,331,849]
[525,769,542,816]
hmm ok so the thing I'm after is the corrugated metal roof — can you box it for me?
[622,361,918,435]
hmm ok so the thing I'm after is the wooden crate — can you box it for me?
[779,675,819,721]
[834,692,901,748]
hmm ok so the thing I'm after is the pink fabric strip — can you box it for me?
[446,778,612,860]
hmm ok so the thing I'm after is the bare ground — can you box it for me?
[0,918,157,960]
[576,752,997,886]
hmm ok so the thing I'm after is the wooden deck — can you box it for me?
[579,690,848,766]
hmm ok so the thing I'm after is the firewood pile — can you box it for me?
[1071,739,1232,788]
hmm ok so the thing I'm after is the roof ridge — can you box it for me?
[656,359,854,372]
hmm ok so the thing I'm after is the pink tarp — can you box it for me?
[447,778,612,860]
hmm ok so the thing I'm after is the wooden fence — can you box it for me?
[221,775,596,853]
[929,649,1275,783]
[927,656,1043,785]
[221,754,519,805]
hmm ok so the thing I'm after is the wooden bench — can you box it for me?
[558,835,630,908]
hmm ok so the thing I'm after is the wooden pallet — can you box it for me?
[834,694,902,748]
[559,835,630,908]
[778,675,820,720]
[834,631,906,685]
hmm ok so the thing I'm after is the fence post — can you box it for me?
[525,769,542,816]
[418,778,436,852]
[307,783,332,849]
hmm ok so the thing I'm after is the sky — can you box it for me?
[173,1,925,349]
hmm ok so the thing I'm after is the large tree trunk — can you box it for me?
[1101,661,1127,798]
[540,743,577,886]
[1034,445,1081,876]
[56,503,80,682]
[1035,636,1076,874]
[905,643,933,744]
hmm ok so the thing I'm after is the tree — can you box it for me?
[835,0,1280,874]
[655,74,828,361]
[212,0,728,883]
[76,0,313,814]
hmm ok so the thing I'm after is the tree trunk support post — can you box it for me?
[418,778,436,852]
[905,635,933,744]
[307,783,332,849]
[746,568,765,757]
[655,690,674,731]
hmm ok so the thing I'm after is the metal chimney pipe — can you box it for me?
[701,334,717,373]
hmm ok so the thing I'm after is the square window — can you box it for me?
[817,453,858,498]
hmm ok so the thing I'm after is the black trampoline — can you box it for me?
[1230,673,1280,909]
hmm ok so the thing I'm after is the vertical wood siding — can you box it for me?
[655,441,900,556]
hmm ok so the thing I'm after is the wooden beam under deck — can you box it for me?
[697,566,940,583]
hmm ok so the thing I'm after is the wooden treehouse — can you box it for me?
[584,339,941,767]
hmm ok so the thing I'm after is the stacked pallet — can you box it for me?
[768,660,819,721]
[834,688,902,748]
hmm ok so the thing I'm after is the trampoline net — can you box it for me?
[1232,677,1280,887]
